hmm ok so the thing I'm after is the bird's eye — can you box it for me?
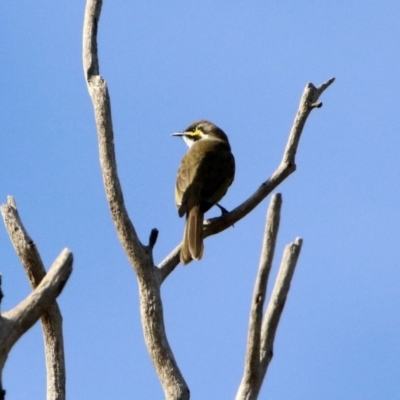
[192,127,197,132]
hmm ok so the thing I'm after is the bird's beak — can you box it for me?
[171,132,185,137]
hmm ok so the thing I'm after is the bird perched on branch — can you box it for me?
[172,120,235,265]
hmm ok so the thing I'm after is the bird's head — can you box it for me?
[172,120,229,148]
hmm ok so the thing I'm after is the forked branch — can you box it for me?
[259,237,302,382]
[158,78,334,281]
[1,197,72,400]
[83,1,189,399]
[239,194,282,397]
[236,196,302,400]
[83,1,332,399]
[0,248,72,399]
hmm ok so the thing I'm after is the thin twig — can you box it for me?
[1,197,70,400]
[236,194,282,400]
[82,1,189,398]
[158,78,334,282]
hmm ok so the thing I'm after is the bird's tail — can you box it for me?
[180,206,204,265]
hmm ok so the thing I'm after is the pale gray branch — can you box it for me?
[83,0,149,274]
[236,194,282,400]
[1,197,71,400]
[82,1,189,398]
[258,238,303,389]
[158,77,334,282]
[1,197,46,286]
[0,249,72,399]
[236,236,302,400]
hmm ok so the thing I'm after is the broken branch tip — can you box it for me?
[148,228,159,249]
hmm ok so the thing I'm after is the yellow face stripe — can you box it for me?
[187,128,203,138]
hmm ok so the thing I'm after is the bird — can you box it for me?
[172,120,235,265]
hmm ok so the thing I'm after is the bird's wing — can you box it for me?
[175,154,194,217]
[197,142,235,206]
[175,140,235,216]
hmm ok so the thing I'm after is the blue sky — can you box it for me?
[1,2,399,399]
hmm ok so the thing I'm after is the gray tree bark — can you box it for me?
[236,194,302,399]
[1,197,71,400]
[83,1,189,399]
[82,1,334,398]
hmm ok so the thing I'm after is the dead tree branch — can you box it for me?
[235,196,302,400]
[82,1,189,399]
[1,197,72,400]
[158,77,334,281]
[238,193,282,398]
[259,237,302,383]
[83,1,332,398]
[0,249,72,399]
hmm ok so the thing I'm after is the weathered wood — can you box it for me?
[83,1,189,398]
[1,197,69,400]
[0,248,72,399]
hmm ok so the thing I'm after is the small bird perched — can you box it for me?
[172,120,235,265]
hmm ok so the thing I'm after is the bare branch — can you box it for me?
[158,244,181,280]
[258,238,303,387]
[159,77,334,281]
[83,0,147,271]
[82,0,101,78]
[236,194,282,400]
[1,197,70,400]
[1,196,46,286]
[83,1,189,398]
[0,275,3,309]
[148,228,159,250]
[0,249,72,398]
[236,237,302,400]
[281,78,335,167]
[3,249,73,337]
